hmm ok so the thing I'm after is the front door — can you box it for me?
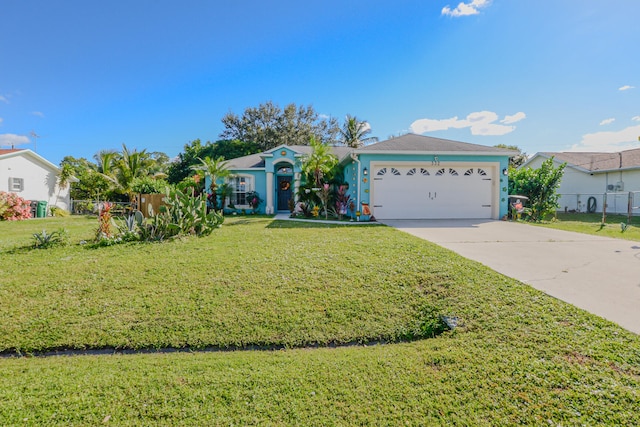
[277,176,292,211]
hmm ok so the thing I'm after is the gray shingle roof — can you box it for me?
[538,148,640,172]
[226,136,514,169]
[226,145,353,169]
[356,133,517,154]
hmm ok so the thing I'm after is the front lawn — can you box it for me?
[1,217,442,353]
[0,216,639,425]
[532,212,640,241]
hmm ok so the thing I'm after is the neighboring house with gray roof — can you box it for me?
[522,149,640,215]
[217,134,515,220]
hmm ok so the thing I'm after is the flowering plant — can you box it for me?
[245,191,262,212]
[335,185,351,219]
[95,202,115,240]
[0,191,32,221]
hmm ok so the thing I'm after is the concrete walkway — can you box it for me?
[382,219,640,335]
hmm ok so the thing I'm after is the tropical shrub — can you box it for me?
[32,229,69,249]
[318,183,331,219]
[0,191,32,221]
[95,202,116,241]
[176,175,204,197]
[245,191,262,213]
[138,188,223,241]
[335,185,351,219]
[509,157,566,221]
[50,206,70,217]
[131,176,169,194]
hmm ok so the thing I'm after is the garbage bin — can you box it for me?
[36,201,48,218]
[29,200,38,218]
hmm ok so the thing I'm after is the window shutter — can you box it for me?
[9,177,24,192]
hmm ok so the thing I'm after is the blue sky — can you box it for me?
[1,0,639,165]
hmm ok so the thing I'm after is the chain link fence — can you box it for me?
[70,200,134,216]
[558,191,640,221]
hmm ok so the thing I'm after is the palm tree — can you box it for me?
[301,136,338,187]
[94,150,118,176]
[94,145,154,203]
[339,114,378,148]
[111,144,154,203]
[191,156,231,210]
[55,163,74,208]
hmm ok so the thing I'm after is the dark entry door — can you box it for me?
[277,176,292,211]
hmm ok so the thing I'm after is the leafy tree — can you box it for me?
[148,151,171,177]
[509,157,566,221]
[130,176,170,194]
[167,139,260,184]
[339,115,378,148]
[210,139,261,160]
[495,144,528,168]
[167,139,210,184]
[220,101,339,150]
[60,156,113,200]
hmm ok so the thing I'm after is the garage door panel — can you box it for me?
[372,165,493,220]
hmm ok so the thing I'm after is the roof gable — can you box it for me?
[526,148,640,172]
[0,148,60,172]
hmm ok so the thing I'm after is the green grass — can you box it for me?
[1,217,442,352]
[532,213,640,241]
[0,216,639,425]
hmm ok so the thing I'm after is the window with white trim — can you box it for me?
[230,176,253,206]
[9,177,24,192]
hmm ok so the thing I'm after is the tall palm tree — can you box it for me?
[339,115,378,148]
[191,156,231,210]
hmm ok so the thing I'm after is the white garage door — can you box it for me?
[371,165,494,219]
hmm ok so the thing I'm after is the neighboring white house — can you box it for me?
[522,149,640,215]
[0,148,74,212]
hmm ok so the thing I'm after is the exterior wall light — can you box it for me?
[363,167,368,176]
[502,168,508,176]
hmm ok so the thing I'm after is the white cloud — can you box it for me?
[442,0,491,17]
[599,118,615,126]
[619,85,635,91]
[31,111,45,118]
[500,112,526,125]
[410,110,523,136]
[0,118,3,126]
[569,124,640,152]
[632,116,640,122]
[0,95,8,104]
[0,133,30,147]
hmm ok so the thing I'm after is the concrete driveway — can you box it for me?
[382,219,640,335]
